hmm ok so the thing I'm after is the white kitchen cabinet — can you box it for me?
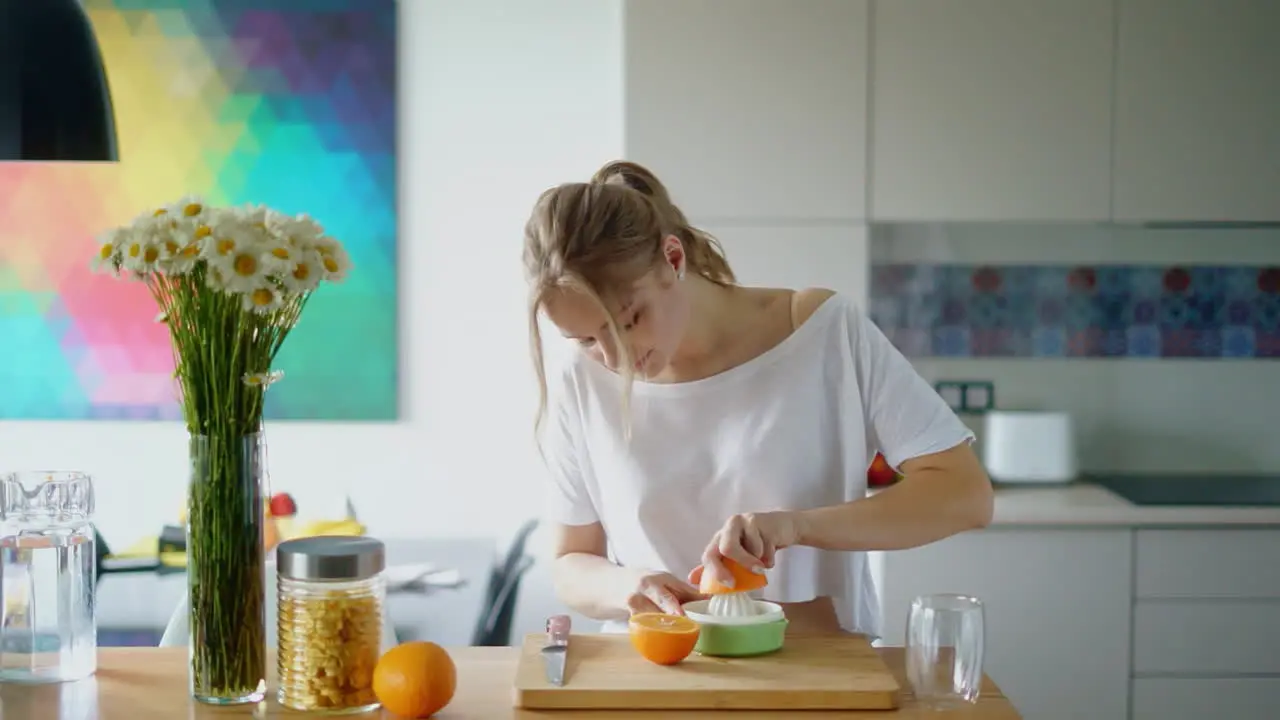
[880,528,1132,720]
[623,0,868,221]
[1113,0,1280,222]
[869,0,1114,221]
[1130,528,1280,719]
[702,223,869,304]
[1133,601,1280,676]
[1134,528,1280,600]
[1132,678,1280,720]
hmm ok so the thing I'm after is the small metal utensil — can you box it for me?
[541,614,572,686]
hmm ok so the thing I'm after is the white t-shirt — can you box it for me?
[540,292,974,639]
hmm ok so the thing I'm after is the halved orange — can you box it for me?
[628,613,700,666]
[692,557,768,595]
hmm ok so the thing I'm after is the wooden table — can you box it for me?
[0,647,1022,719]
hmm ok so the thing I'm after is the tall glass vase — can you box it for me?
[186,432,268,704]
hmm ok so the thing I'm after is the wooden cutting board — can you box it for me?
[511,632,902,711]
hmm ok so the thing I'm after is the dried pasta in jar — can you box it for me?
[276,536,387,713]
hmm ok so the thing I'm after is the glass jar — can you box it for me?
[276,536,386,713]
[0,471,97,684]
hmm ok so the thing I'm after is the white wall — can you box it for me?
[1,0,870,641]
[0,0,625,553]
[872,223,1280,474]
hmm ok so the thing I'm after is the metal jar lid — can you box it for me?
[276,536,385,581]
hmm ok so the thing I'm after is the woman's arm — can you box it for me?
[551,522,634,620]
[702,290,994,580]
[792,441,993,552]
[551,521,704,619]
[788,286,993,552]
[783,283,993,545]
[790,287,992,550]
[537,363,665,619]
[701,444,992,577]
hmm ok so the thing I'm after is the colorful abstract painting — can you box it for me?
[870,264,1280,359]
[0,0,397,420]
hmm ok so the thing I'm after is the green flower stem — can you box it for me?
[145,266,308,703]
[188,433,266,700]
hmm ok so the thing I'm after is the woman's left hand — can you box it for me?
[693,511,803,588]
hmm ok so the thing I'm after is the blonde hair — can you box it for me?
[523,160,736,439]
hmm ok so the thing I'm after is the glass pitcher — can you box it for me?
[0,471,97,683]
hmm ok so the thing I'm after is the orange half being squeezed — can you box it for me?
[692,557,769,595]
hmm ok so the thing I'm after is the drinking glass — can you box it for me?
[904,593,985,709]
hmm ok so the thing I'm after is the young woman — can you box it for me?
[523,161,993,638]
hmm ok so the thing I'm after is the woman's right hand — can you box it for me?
[622,569,706,616]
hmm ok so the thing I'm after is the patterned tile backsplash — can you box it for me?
[869,264,1280,359]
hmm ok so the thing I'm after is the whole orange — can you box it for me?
[628,613,700,665]
[371,641,457,718]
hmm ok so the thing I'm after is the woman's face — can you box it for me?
[543,239,689,378]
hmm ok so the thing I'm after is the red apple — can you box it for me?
[867,453,900,487]
[269,492,297,517]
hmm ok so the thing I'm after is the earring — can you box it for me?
[675,264,685,281]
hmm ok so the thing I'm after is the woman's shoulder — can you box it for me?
[546,349,590,400]
[734,285,859,331]
[546,345,615,410]
[783,286,872,339]
[780,287,892,369]
[790,287,842,328]
[721,285,871,364]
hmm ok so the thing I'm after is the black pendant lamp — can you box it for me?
[0,0,119,161]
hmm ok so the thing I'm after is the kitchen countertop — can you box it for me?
[987,481,1280,527]
[0,646,1021,719]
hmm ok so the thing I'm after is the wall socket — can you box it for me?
[934,380,996,415]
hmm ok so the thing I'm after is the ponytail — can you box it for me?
[591,160,736,286]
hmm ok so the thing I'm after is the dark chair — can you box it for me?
[471,555,534,647]
[93,526,111,585]
[470,518,539,646]
[483,518,539,610]
[500,518,539,586]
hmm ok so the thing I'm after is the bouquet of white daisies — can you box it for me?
[91,196,350,434]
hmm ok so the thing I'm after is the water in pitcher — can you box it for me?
[0,471,98,683]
